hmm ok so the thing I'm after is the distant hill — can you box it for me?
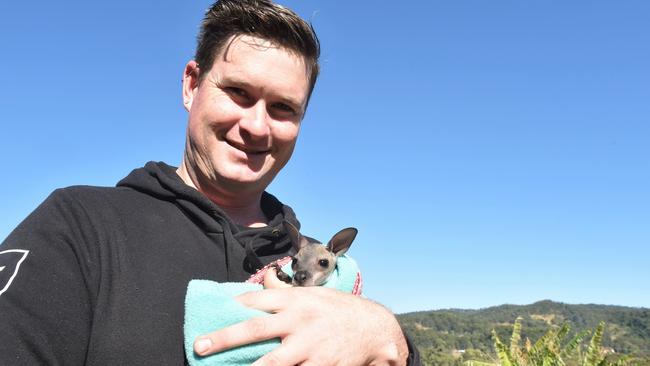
[397,300,650,365]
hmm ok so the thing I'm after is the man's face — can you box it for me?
[182,35,310,197]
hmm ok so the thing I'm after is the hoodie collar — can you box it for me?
[117,161,300,272]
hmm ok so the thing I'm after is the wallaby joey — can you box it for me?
[274,221,357,287]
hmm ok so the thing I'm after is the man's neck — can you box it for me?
[220,204,268,228]
[176,164,268,228]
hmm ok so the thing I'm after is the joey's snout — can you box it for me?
[293,271,309,286]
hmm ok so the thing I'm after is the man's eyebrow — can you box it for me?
[214,75,249,89]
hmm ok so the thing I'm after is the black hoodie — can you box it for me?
[0,161,301,365]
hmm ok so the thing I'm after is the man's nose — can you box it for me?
[239,101,271,140]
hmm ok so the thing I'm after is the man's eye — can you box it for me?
[272,103,297,116]
[225,87,248,99]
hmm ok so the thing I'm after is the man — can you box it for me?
[0,1,419,365]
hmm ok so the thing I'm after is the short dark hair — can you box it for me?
[196,0,320,98]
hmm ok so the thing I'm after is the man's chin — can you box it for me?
[217,169,271,191]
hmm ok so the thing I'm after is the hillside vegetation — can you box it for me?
[397,300,650,365]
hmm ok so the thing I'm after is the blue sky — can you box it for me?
[1,1,648,313]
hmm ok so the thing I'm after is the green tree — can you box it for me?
[466,318,633,366]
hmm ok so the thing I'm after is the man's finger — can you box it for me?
[237,286,339,313]
[235,288,296,313]
[193,315,288,356]
[300,361,330,366]
[251,342,305,366]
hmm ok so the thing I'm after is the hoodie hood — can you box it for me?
[117,161,300,274]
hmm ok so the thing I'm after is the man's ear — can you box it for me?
[327,228,357,257]
[182,60,200,111]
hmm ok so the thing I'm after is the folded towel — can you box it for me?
[184,255,362,366]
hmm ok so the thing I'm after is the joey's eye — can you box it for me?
[318,259,329,268]
[292,257,298,267]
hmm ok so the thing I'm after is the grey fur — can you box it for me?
[282,221,357,287]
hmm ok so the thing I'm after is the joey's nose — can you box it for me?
[293,271,308,285]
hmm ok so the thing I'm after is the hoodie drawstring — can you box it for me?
[244,230,267,272]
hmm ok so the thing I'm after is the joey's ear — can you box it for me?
[283,221,310,252]
[182,60,200,111]
[327,227,357,257]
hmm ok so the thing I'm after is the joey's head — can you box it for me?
[283,221,357,287]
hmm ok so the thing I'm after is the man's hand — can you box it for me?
[193,287,409,366]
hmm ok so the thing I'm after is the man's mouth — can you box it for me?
[225,139,271,155]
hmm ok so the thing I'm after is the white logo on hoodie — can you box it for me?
[0,249,30,297]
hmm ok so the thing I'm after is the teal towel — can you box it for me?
[184,255,361,366]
